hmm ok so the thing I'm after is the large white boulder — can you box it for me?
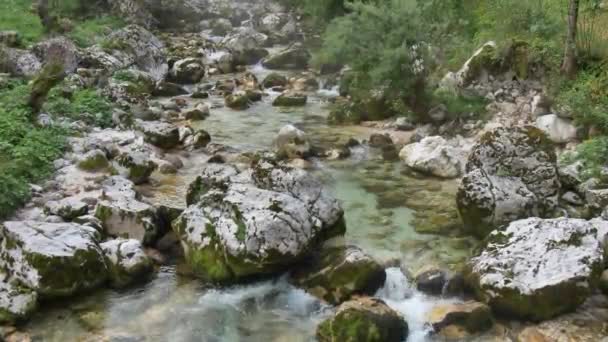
[399,136,468,178]
[467,217,606,321]
[535,114,577,144]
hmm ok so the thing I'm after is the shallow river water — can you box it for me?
[24,66,476,341]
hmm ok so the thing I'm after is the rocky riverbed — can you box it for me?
[2,0,608,341]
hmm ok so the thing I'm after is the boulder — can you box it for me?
[273,125,311,159]
[44,197,89,221]
[152,81,188,97]
[262,73,287,88]
[0,31,20,47]
[426,301,493,334]
[138,121,180,149]
[169,57,205,84]
[415,268,448,296]
[114,146,158,184]
[0,221,107,298]
[0,46,41,77]
[183,103,210,120]
[32,36,80,73]
[89,25,167,80]
[225,91,250,110]
[77,149,109,171]
[0,275,37,324]
[457,126,560,238]
[399,136,467,179]
[262,43,310,70]
[290,245,386,305]
[220,27,269,65]
[94,176,161,245]
[535,114,577,144]
[106,0,156,28]
[272,91,307,107]
[466,217,606,321]
[173,160,345,282]
[369,134,394,149]
[316,297,408,342]
[100,239,153,288]
[183,129,211,149]
[107,69,156,103]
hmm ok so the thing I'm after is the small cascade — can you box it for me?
[376,268,462,342]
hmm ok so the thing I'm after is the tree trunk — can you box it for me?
[37,0,53,32]
[561,0,579,78]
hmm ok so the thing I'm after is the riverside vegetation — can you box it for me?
[1,0,608,341]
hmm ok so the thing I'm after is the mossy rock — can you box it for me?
[0,278,37,324]
[262,73,287,88]
[101,239,153,288]
[272,92,307,107]
[290,245,385,304]
[317,297,408,342]
[77,149,110,172]
[225,92,250,110]
[0,221,107,299]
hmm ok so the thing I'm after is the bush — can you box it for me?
[433,90,489,121]
[0,80,67,218]
[556,67,608,132]
[45,87,114,128]
[563,136,608,181]
[0,0,45,44]
[68,16,125,47]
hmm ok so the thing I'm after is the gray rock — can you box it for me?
[535,114,577,144]
[0,274,37,324]
[399,136,468,179]
[467,217,606,321]
[95,176,161,245]
[138,121,180,149]
[32,36,80,73]
[101,238,153,288]
[220,27,269,65]
[183,103,210,120]
[174,160,345,282]
[115,147,158,184]
[0,221,107,298]
[273,125,310,159]
[0,46,41,77]
[77,149,110,171]
[262,43,310,70]
[44,197,89,221]
[457,126,560,237]
[169,57,205,84]
[290,245,386,304]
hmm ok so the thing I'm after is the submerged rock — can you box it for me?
[0,221,107,298]
[95,176,161,245]
[173,160,345,282]
[466,217,606,321]
[457,126,560,238]
[0,275,37,324]
[290,245,385,305]
[225,91,251,110]
[101,239,153,288]
[399,136,468,179]
[316,297,408,342]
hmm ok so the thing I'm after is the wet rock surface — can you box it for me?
[466,217,606,321]
[174,159,345,282]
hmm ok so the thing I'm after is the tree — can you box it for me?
[28,62,65,116]
[562,0,580,77]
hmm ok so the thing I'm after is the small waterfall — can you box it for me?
[376,268,462,342]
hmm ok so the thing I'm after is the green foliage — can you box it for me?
[433,90,489,121]
[45,87,114,128]
[68,16,125,48]
[0,80,66,218]
[564,136,608,181]
[556,67,608,132]
[0,0,45,45]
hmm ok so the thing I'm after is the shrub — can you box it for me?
[45,87,114,128]
[0,0,45,44]
[0,80,67,218]
[68,16,125,47]
[556,67,608,132]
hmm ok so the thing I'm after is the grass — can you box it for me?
[0,80,67,218]
[45,86,114,128]
[68,16,125,48]
[0,0,44,45]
